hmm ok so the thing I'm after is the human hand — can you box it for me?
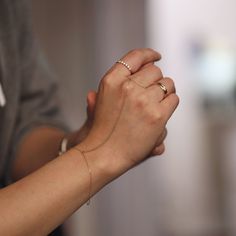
[67,90,167,156]
[88,81,168,157]
[86,88,167,157]
[79,48,179,175]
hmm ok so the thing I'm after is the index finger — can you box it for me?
[108,48,161,77]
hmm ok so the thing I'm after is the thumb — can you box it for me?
[86,90,97,120]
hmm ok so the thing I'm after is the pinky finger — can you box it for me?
[160,93,180,121]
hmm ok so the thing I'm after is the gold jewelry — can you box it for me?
[72,105,122,205]
[157,82,168,95]
[116,60,132,73]
[73,147,92,205]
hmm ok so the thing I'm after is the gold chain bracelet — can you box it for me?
[73,147,92,205]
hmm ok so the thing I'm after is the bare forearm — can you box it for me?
[0,148,112,236]
[12,126,66,180]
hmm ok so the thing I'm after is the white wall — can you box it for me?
[147,0,236,235]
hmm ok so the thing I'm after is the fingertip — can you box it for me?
[87,91,97,105]
[156,52,162,61]
[152,143,165,156]
[150,49,162,61]
[86,91,97,118]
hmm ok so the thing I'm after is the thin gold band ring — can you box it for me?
[157,82,168,95]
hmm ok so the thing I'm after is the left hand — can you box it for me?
[66,91,97,149]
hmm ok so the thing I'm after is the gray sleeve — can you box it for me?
[4,1,69,184]
[15,50,69,144]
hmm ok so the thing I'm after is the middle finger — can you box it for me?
[128,64,163,89]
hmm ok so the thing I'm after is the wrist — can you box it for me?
[64,123,91,151]
[74,142,130,186]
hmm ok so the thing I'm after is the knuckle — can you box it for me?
[155,145,165,155]
[102,74,114,87]
[165,77,176,93]
[147,110,163,125]
[167,77,174,86]
[122,80,134,94]
[154,111,163,122]
[171,93,180,105]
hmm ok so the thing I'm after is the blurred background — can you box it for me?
[31,0,236,235]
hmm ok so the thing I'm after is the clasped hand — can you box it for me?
[76,48,179,173]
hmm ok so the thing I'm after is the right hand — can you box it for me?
[80,48,179,175]
[86,91,168,157]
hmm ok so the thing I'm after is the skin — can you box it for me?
[0,48,179,235]
[11,92,96,181]
[12,90,166,180]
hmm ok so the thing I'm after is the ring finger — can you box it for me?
[147,77,176,102]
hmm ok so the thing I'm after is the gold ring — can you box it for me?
[116,60,132,73]
[157,82,168,95]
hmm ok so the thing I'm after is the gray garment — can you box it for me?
[0,0,67,186]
